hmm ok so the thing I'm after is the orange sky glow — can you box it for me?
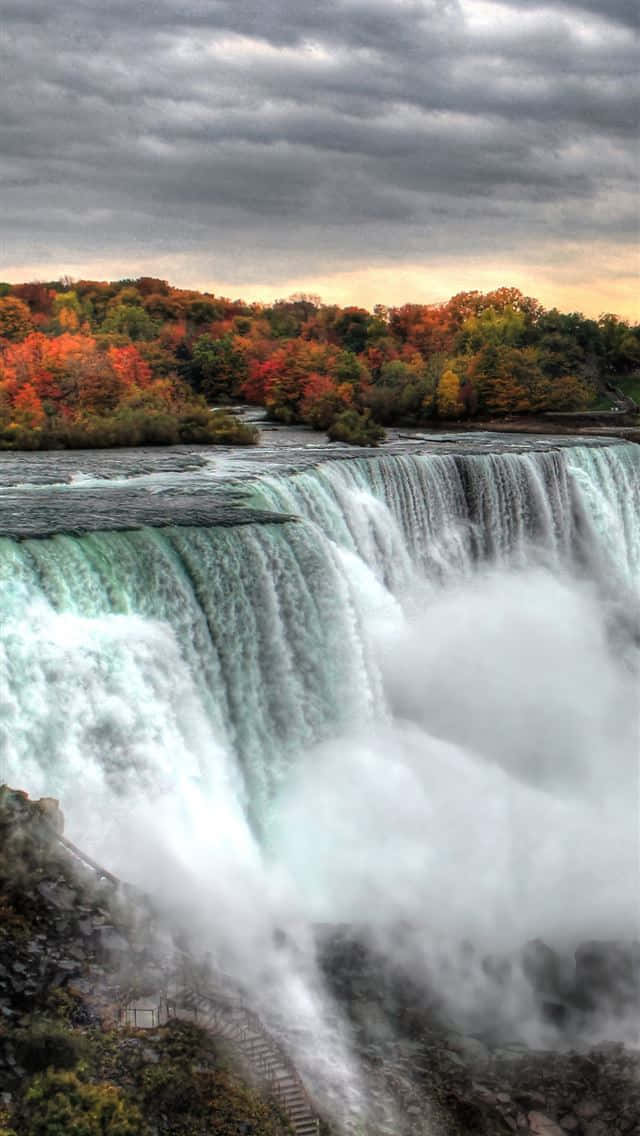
[3,243,638,322]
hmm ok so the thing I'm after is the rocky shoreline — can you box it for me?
[0,787,638,1135]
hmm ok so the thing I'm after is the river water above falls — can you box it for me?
[0,428,639,1103]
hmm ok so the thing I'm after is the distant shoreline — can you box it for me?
[400,414,640,445]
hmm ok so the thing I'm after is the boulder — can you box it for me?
[573,941,640,1013]
[528,1112,565,1135]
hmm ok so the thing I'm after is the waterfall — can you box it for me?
[251,443,640,586]
[1,440,638,834]
[2,436,639,1122]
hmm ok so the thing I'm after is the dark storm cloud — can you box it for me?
[0,0,637,281]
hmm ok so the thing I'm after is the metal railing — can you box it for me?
[46,820,320,1134]
[119,1005,160,1029]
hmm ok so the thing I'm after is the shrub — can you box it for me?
[14,1023,83,1074]
[192,408,258,444]
[0,406,257,450]
[140,1063,287,1136]
[327,409,386,446]
[21,1070,147,1136]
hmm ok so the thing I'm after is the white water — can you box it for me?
[1,439,638,1126]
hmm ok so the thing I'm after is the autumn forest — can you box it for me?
[1,277,638,449]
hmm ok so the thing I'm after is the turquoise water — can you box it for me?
[1,440,638,830]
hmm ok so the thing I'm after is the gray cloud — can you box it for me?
[499,0,638,28]
[0,0,637,284]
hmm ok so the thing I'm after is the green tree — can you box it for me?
[101,304,159,341]
[456,306,528,353]
[187,298,221,326]
[535,309,600,380]
[363,358,435,424]
[333,307,371,353]
[187,334,248,401]
[332,349,370,398]
[597,314,640,376]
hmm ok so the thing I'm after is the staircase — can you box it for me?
[165,985,320,1136]
[48,822,321,1135]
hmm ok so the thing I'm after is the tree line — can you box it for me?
[0,277,638,448]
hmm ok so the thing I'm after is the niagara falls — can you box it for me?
[1,426,638,1132]
[2,0,639,1130]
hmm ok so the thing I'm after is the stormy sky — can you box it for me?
[1,0,638,314]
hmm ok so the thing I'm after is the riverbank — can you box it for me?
[237,404,640,446]
[393,415,640,445]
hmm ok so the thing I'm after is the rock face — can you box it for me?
[518,936,640,1029]
[574,941,640,1017]
[317,927,640,1135]
[0,786,289,1136]
[0,785,154,1029]
[1,790,638,1136]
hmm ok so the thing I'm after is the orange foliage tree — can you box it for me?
[0,296,33,342]
[0,273,632,449]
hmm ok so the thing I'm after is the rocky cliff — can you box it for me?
[0,787,289,1135]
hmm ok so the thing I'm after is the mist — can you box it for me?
[3,442,639,1128]
[272,562,637,976]
[73,558,637,1094]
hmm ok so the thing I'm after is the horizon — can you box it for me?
[2,260,638,322]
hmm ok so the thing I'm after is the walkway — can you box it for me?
[54,827,321,1136]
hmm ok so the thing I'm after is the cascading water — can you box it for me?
[0,519,379,828]
[251,443,640,587]
[1,436,638,1127]
[3,441,636,820]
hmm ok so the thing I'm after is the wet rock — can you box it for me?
[444,1049,466,1068]
[528,1112,565,1135]
[56,959,81,973]
[576,1099,602,1120]
[449,1035,490,1064]
[472,1081,497,1105]
[96,927,130,954]
[522,941,564,998]
[37,797,64,833]
[516,1091,547,1109]
[583,1122,608,1136]
[494,1045,530,1060]
[37,881,77,909]
[573,941,640,1013]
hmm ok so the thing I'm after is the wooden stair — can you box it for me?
[166,986,321,1135]
[48,825,321,1135]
